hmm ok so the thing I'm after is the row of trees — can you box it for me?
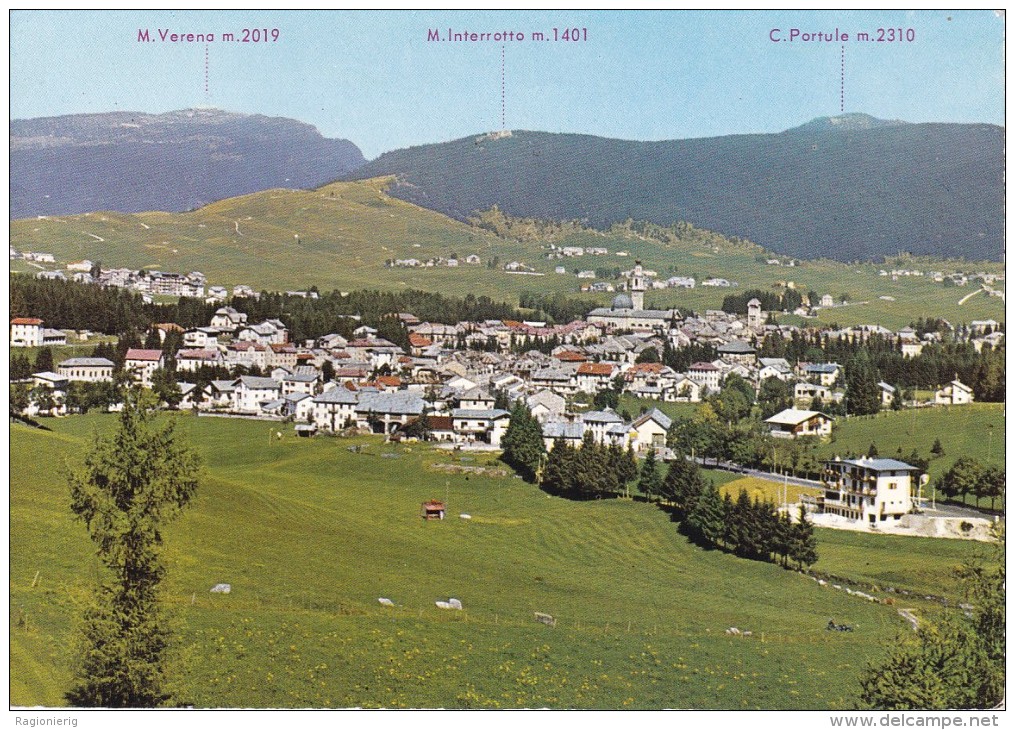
[648,451,818,569]
[11,273,533,347]
[502,394,821,571]
[936,457,1005,510]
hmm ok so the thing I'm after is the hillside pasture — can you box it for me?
[10,178,1004,329]
[9,413,982,708]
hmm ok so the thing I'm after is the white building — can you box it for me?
[210,307,248,331]
[233,376,283,413]
[935,379,974,405]
[176,349,225,373]
[56,357,114,383]
[450,408,511,446]
[10,317,44,347]
[817,457,917,524]
[687,362,722,392]
[124,349,165,387]
[312,386,360,431]
[630,409,672,453]
[764,408,833,439]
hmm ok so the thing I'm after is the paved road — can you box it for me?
[691,457,823,490]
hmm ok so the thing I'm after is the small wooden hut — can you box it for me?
[421,500,446,520]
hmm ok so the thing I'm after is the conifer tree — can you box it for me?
[10,352,32,380]
[637,449,663,501]
[541,438,576,496]
[661,455,707,519]
[686,484,726,549]
[790,505,819,569]
[34,346,54,373]
[845,350,882,416]
[501,402,545,483]
[66,389,200,707]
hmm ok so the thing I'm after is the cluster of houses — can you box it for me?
[879,267,1004,287]
[13,250,266,304]
[31,263,208,298]
[12,263,988,444]
[388,255,482,268]
[10,248,55,263]
[547,245,609,258]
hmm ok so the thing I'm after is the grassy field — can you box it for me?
[719,476,819,507]
[10,178,1004,329]
[10,412,984,709]
[810,529,984,601]
[16,338,119,366]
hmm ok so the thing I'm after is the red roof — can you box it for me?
[11,318,43,326]
[372,376,402,388]
[578,363,615,376]
[427,416,454,431]
[125,348,164,362]
[270,344,297,353]
[177,349,219,360]
[555,351,588,362]
[408,333,433,347]
[629,362,665,374]
[335,367,368,378]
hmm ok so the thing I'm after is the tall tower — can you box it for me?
[630,260,646,311]
[747,298,762,328]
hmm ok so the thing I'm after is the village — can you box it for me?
[10,261,1001,540]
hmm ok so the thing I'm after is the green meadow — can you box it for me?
[10,413,982,709]
[10,178,1004,329]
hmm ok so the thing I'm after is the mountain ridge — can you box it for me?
[347,121,1003,262]
[10,108,367,218]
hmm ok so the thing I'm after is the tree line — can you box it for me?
[759,329,1004,402]
[722,288,802,314]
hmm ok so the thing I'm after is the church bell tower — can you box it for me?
[630,260,646,311]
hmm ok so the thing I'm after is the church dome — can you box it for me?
[611,293,633,310]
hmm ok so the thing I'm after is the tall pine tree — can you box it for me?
[637,449,663,501]
[66,389,201,707]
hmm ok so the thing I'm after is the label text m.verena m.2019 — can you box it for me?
[137,28,280,43]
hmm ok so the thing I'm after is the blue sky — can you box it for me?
[10,9,1004,159]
